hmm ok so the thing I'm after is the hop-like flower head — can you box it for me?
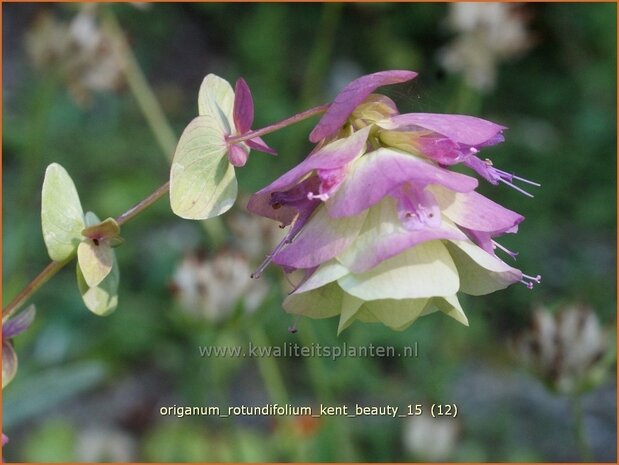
[249,70,539,332]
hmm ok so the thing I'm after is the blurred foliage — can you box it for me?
[2,2,616,462]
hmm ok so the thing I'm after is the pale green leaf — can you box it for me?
[283,260,348,319]
[445,240,521,296]
[170,115,237,220]
[361,298,429,331]
[295,259,349,293]
[336,197,403,272]
[83,211,100,227]
[337,292,364,334]
[76,253,119,316]
[77,240,114,287]
[429,295,469,326]
[283,282,343,319]
[197,74,235,134]
[41,163,85,261]
[338,240,459,301]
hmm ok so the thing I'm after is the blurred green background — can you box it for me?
[2,2,616,462]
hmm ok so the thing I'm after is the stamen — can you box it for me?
[288,315,301,334]
[492,240,519,260]
[251,235,291,279]
[498,178,535,198]
[520,273,542,289]
[494,167,541,187]
[511,174,541,187]
[307,192,329,201]
[251,206,317,279]
[464,155,540,197]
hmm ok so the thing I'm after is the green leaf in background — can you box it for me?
[169,115,237,220]
[2,361,108,428]
[76,250,119,316]
[41,163,85,262]
[22,419,77,462]
[142,422,213,462]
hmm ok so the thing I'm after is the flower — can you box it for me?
[25,5,124,107]
[403,415,459,461]
[512,304,612,395]
[170,74,276,220]
[438,3,533,92]
[2,305,36,389]
[171,251,268,322]
[248,70,539,332]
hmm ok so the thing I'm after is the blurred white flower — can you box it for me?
[25,5,124,106]
[75,427,137,462]
[171,251,268,322]
[438,3,533,91]
[227,201,287,263]
[512,304,612,394]
[403,415,459,461]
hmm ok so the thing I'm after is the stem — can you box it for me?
[248,326,290,404]
[227,103,329,145]
[300,4,343,106]
[115,181,170,226]
[102,7,231,246]
[4,8,328,321]
[298,322,357,461]
[569,393,593,461]
[102,9,178,160]
[3,181,170,319]
[3,260,69,319]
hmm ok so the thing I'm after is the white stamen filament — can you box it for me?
[498,178,534,198]
[492,240,519,260]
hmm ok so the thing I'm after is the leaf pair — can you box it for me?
[170,74,275,220]
[41,164,121,316]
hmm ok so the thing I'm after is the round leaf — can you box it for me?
[41,163,85,262]
[77,240,114,288]
[197,73,235,134]
[76,254,119,316]
[170,115,237,220]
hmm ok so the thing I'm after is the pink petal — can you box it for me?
[309,70,417,143]
[246,137,277,156]
[228,144,249,167]
[2,305,35,338]
[254,126,370,196]
[379,113,506,147]
[430,186,524,234]
[233,78,254,134]
[338,199,467,273]
[326,148,478,218]
[348,228,466,273]
[272,206,367,269]
[247,177,320,227]
[392,184,441,231]
[462,229,495,255]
